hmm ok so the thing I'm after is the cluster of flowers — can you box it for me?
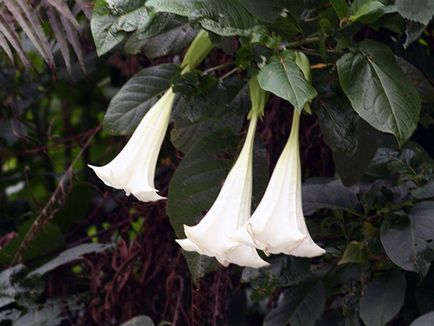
[89,31,325,268]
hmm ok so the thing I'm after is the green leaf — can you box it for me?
[411,181,434,199]
[28,243,113,277]
[258,51,317,111]
[315,99,383,185]
[91,0,148,55]
[411,312,434,326]
[170,78,249,153]
[337,40,420,146]
[103,63,180,135]
[125,19,195,57]
[264,281,326,326]
[0,222,64,265]
[396,0,434,25]
[147,0,256,36]
[302,178,360,216]
[349,0,387,23]
[414,267,434,314]
[338,241,368,265]
[380,201,434,276]
[359,271,406,326]
[0,265,27,308]
[238,0,293,23]
[91,0,171,56]
[330,0,349,19]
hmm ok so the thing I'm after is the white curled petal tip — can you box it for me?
[176,238,202,253]
[246,111,324,257]
[225,244,269,268]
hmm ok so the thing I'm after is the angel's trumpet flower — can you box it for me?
[88,88,175,202]
[176,77,269,268]
[88,31,212,202]
[240,111,325,257]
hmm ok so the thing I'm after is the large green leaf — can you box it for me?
[337,40,420,146]
[147,0,256,36]
[28,243,113,277]
[380,201,434,276]
[396,0,434,25]
[91,0,170,56]
[349,0,394,23]
[359,271,406,326]
[238,0,295,23]
[170,78,249,153]
[125,19,195,57]
[330,0,349,19]
[315,98,383,185]
[258,51,317,111]
[264,281,326,326]
[302,178,360,216]
[338,241,368,265]
[103,63,180,135]
[0,222,64,265]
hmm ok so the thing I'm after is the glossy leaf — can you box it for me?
[338,241,368,265]
[359,271,406,326]
[302,178,360,216]
[103,63,180,135]
[380,201,434,275]
[125,19,195,57]
[315,99,383,185]
[91,0,170,56]
[258,51,317,111]
[147,0,256,36]
[337,40,420,146]
[264,281,326,326]
[396,0,434,25]
[28,243,113,277]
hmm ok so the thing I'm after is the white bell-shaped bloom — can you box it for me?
[236,111,325,257]
[176,113,269,268]
[89,88,175,202]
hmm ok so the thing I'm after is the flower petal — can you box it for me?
[89,88,175,202]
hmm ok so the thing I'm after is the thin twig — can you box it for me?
[11,124,102,265]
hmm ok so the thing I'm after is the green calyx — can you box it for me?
[181,30,213,70]
[294,51,313,114]
[248,74,269,119]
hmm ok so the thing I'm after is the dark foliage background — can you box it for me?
[1,0,434,325]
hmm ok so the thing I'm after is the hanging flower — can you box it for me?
[88,89,175,202]
[234,111,325,257]
[88,31,212,202]
[176,77,269,268]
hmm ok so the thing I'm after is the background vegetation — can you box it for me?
[0,0,434,325]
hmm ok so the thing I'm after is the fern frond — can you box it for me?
[0,0,90,73]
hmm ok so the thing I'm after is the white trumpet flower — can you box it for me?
[88,88,175,202]
[176,113,269,268]
[236,111,325,257]
[89,30,212,202]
